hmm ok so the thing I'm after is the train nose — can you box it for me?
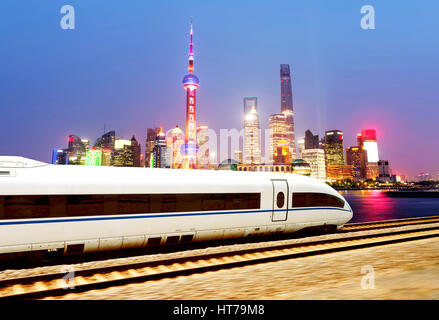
[344,201,354,222]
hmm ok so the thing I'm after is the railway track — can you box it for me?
[1,217,439,300]
[343,215,439,232]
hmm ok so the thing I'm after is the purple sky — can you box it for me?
[0,0,438,177]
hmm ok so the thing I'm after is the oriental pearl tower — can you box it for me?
[181,19,199,169]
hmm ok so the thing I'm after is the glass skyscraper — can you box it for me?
[67,135,88,165]
[280,64,296,161]
[269,113,290,164]
[325,130,345,166]
[243,97,261,164]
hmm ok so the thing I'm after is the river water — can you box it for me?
[340,190,439,223]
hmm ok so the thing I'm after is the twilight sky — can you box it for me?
[0,0,438,177]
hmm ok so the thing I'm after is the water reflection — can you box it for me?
[340,190,439,223]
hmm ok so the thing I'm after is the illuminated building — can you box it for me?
[152,128,168,168]
[67,135,89,165]
[101,149,112,166]
[357,129,380,179]
[93,130,115,151]
[326,164,354,181]
[297,137,305,159]
[243,97,261,164]
[234,150,242,164]
[378,160,391,181]
[269,114,290,164]
[92,131,116,166]
[305,130,319,149]
[273,141,290,164]
[131,136,141,167]
[145,128,160,168]
[166,126,185,168]
[51,149,68,165]
[302,149,326,180]
[113,139,134,167]
[280,64,296,161]
[292,159,311,176]
[357,129,379,163]
[181,19,199,169]
[325,130,345,167]
[346,146,368,179]
[85,149,102,166]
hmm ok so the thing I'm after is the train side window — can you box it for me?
[66,195,104,216]
[276,192,285,208]
[176,194,202,212]
[292,193,344,208]
[0,193,263,220]
[247,193,261,209]
[104,194,118,215]
[118,194,150,214]
[202,194,225,210]
[50,195,66,217]
[162,195,177,212]
[5,195,50,219]
[150,194,163,213]
[239,193,249,209]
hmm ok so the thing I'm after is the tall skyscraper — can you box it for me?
[243,97,261,164]
[93,130,115,166]
[113,139,134,167]
[131,135,141,167]
[93,130,115,151]
[305,130,319,150]
[67,135,88,165]
[325,130,345,166]
[152,128,168,168]
[145,128,160,168]
[280,64,296,160]
[357,129,379,163]
[346,146,368,179]
[181,19,199,169]
[357,129,379,179]
[269,113,290,164]
[325,130,351,180]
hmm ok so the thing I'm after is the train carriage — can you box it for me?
[0,156,353,257]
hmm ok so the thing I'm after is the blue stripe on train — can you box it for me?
[0,207,351,226]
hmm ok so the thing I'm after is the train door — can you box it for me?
[271,179,289,221]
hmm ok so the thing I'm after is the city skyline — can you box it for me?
[0,1,438,177]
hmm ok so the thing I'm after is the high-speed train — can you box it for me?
[0,156,352,258]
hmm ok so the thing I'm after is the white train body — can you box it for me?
[0,157,353,256]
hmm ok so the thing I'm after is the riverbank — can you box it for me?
[384,191,439,197]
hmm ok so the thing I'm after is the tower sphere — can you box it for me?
[182,74,199,89]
